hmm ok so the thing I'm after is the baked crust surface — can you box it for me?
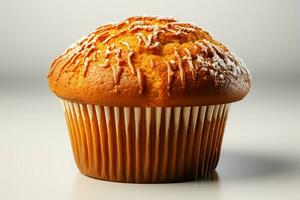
[48,16,251,106]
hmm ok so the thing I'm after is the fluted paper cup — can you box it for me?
[61,99,230,183]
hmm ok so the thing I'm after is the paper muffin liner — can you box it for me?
[61,100,230,183]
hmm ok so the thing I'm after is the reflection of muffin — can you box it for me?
[48,16,251,183]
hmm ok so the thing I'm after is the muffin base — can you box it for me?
[62,100,230,183]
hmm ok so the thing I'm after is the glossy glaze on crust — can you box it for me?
[48,16,251,106]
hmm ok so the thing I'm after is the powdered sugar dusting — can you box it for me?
[50,16,249,94]
[196,39,248,84]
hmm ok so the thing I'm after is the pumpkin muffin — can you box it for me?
[48,16,251,183]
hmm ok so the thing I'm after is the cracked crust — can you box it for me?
[48,16,251,106]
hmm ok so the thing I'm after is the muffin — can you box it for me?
[48,16,251,183]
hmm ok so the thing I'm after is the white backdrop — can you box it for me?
[1,1,300,200]
[1,0,299,83]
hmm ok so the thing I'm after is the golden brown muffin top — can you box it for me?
[48,16,251,106]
